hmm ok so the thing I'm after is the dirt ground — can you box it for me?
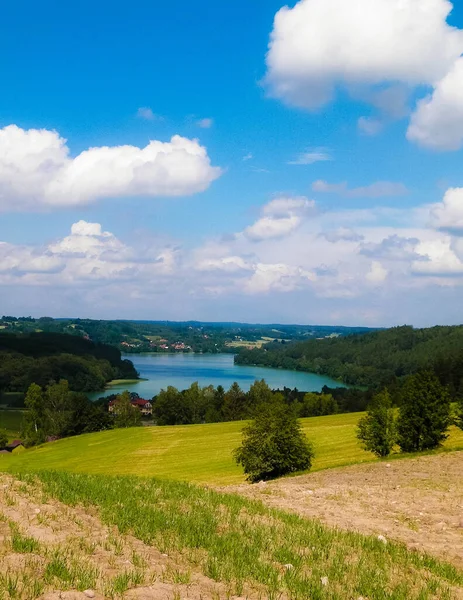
[222,451,463,568]
[0,475,244,600]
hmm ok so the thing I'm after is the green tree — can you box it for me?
[113,391,142,428]
[154,386,191,425]
[397,371,451,453]
[0,429,8,448]
[45,379,72,437]
[222,382,247,421]
[356,389,396,457]
[234,395,314,482]
[300,392,338,417]
[21,383,47,446]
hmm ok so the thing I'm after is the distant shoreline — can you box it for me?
[105,378,148,387]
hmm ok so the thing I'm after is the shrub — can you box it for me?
[356,389,396,457]
[397,371,451,453]
[234,396,314,482]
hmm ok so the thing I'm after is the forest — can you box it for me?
[0,332,138,395]
[0,316,376,354]
[235,325,463,395]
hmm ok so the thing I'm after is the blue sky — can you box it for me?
[1,0,463,326]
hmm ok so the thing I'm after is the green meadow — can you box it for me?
[0,409,23,441]
[2,412,463,484]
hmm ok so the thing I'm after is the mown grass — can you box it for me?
[2,412,463,484]
[12,470,463,600]
[0,410,23,441]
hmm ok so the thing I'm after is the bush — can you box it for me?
[356,389,396,457]
[234,396,314,482]
[397,371,451,453]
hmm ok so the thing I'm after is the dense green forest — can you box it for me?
[235,325,463,394]
[0,332,138,395]
[0,316,376,354]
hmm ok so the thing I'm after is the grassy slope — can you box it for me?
[0,409,23,441]
[2,413,463,484]
[11,470,462,600]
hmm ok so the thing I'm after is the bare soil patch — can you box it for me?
[221,451,463,568]
[0,474,243,599]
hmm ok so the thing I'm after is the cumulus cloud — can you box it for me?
[312,180,409,198]
[0,125,222,211]
[407,57,463,150]
[288,148,332,165]
[412,238,463,276]
[366,261,388,284]
[264,0,463,147]
[244,196,315,241]
[244,263,315,294]
[323,228,364,243]
[195,256,253,273]
[360,235,421,261]
[430,187,463,234]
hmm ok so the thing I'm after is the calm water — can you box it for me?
[90,353,345,399]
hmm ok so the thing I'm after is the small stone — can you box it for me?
[321,576,328,586]
[34,508,41,514]
[283,564,294,571]
[386,464,391,468]
[83,591,95,599]
[377,535,387,545]
[161,553,168,558]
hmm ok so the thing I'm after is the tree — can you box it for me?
[234,395,314,482]
[222,382,247,421]
[300,392,338,417]
[21,383,47,446]
[397,371,451,453]
[113,391,142,428]
[0,429,8,448]
[455,394,463,432]
[356,389,396,457]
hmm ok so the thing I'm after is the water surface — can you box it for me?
[91,353,345,399]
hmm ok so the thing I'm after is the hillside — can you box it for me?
[2,470,462,600]
[2,414,462,485]
[0,315,377,354]
[235,325,463,389]
[0,332,138,395]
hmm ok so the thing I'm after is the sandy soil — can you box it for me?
[221,451,463,568]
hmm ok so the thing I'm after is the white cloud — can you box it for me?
[136,107,161,121]
[288,148,332,165]
[242,153,253,161]
[244,196,315,241]
[412,237,463,276]
[265,0,463,110]
[407,57,463,150]
[0,125,222,211]
[264,0,463,147]
[244,263,315,294]
[323,228,364,243]
[197,118,214,129]
[430,187,463,234]
[312,180,409,198]
[366,261,388,284]
[195,256,253,273]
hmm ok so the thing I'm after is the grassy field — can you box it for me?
[2,412,463,484]
[0,409,23,440]
[2,470,460,600]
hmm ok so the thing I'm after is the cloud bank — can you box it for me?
[0,125,222,211]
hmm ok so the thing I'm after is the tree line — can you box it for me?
[235,325,463,393]
[235,370,463,483]
[0,332,138,394]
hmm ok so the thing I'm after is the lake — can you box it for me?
[91,353,345,399]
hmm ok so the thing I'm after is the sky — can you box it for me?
[1,0,463,326]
